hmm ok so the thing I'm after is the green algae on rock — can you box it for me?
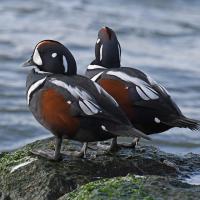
[59,175,200,200]
[0,147,32,173]
[1,137,200,200]
[61,175,154,200]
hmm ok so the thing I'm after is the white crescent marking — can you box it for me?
[50,79,92,100]
[33,48,42,66]
[27,77,46,105]
[63,55,68,70]
[100,44,103,61]
[79,101,93,115]
[107,71,159,100]
[136,86,149,100]
[79,100,99,115]
[91,72,104,81]
[140,85,159,99]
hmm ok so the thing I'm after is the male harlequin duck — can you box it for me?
[23,40,150,160]
[85,27,200,148]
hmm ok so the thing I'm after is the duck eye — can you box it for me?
[51,53,57,58]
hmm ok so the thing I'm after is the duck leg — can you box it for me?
[97,137,119,152]
[54,137,62,160]
[62,142,88,160]
[72,142,88,158]
[31,136,63,161]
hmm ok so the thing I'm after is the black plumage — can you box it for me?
[24,40,149,160]
[85,27,200,147]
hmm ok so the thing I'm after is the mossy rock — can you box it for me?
[60,175,200,200]
[61,175,153,200]
[0,137,200,200]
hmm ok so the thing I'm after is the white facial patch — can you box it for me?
[27,77,46,105]
[33,48,42,66]
[52,53,57,58]
[107,71,159,101]
[154,117,161,123]
[100,44,103,61]
[96,38,100,44]
[62,55,68,69]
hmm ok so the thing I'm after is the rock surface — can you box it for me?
[0,137,200,200]
[59,175,200,200]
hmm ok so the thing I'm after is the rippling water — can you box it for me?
[0,0,200,154]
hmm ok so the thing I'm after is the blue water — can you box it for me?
[0,0,200,154]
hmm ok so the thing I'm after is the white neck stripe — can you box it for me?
[87,65,106,70]
[27,77,47,105]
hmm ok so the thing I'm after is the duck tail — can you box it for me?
[164,116,200,131]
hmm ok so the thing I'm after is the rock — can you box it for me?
[59,175,200,200]
[59,175,153,200]
[0,137,200,200]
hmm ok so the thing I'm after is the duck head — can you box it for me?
[94,27,121,68]
[23,40,77,75]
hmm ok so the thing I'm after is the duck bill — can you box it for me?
[22,58,34,67]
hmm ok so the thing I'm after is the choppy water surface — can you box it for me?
[0,0,200,154]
